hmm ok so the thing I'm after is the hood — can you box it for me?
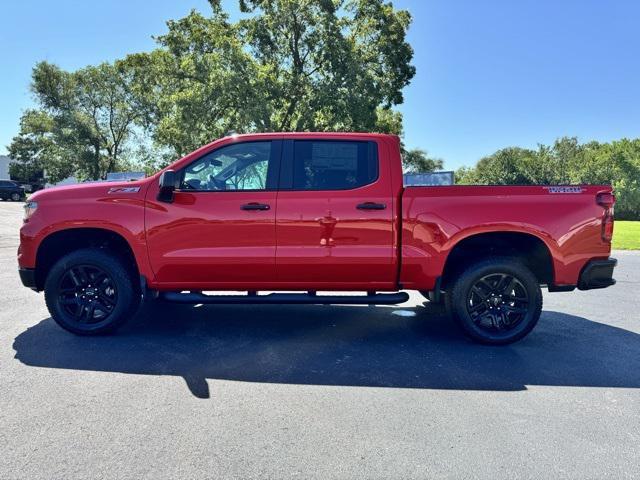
[30,179,150,202]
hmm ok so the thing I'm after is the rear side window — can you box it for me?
[292,140,378,190]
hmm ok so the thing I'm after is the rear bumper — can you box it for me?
[19,268,38,291]
[578,258,617,290]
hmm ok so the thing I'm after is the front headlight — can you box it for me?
[23,201,38,222]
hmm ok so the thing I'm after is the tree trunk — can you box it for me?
[93,143,101,180]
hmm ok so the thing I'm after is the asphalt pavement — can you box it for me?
[0,201,639,479]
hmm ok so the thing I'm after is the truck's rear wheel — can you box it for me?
[448,257,542,345]
[44,248,139,335]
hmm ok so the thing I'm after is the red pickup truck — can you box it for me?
[18,133,617,344]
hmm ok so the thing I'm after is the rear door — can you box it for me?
[145,140,281,288]
[275,138,396,290]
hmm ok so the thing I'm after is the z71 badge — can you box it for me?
[108,186,141,194]
[543,186,585,194]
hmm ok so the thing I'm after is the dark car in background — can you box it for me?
[0,180,25,201]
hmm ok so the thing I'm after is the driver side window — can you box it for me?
[181,141,272,191]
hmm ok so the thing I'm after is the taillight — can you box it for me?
[596,192,615,208]
[602,216,614,242]
[597,191,615,242]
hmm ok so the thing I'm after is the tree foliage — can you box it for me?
[120,0,415,156]
[9,61,142,182]
[8,110,58,183]
[7,0,640,222]
[402,148,443,173]
[456,137,640,219]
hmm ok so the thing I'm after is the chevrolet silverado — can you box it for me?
[18,133,617,344]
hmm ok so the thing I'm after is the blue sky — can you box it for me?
[1,0,639,168]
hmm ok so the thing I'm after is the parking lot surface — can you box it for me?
[1,201,639,479]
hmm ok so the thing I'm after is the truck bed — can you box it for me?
[400,185,613,290]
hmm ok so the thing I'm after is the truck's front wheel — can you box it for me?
[448,257,542,345]
[44,248,139,335]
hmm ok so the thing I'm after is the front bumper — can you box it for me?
[19,268,38,291]
[577,258,617,290]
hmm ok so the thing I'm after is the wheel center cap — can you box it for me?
[491,296,501,306]
[85,288,97,296]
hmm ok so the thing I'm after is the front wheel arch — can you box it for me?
[35,227,140,292]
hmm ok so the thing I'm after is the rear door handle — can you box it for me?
[357,202,386,210]
[241,203,271,211]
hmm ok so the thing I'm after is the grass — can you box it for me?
[613,221,640,250]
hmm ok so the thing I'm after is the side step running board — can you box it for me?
[160,291,409,305]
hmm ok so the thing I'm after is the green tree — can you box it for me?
[456,136,640,219]
[120,8,261,157]
[402,148,443,173]
[122,0,416,156]
[458,147,536,185]
[9,61,141,182]
[8,110,61,184]
[577,139,640,220]
[453,165,477,185]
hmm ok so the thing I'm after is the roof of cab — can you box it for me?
[220,131,400,141]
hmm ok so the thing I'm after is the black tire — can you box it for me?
[420,290,445,304]
[447,257,542,345]
[44,248,140,335]
[10,192,21,201]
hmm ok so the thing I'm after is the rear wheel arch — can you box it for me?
[441,231,555,289]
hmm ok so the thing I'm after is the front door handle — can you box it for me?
[357,202,386,210]
[241,202,271,211]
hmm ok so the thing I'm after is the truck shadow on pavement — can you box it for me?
[12,301,640,398]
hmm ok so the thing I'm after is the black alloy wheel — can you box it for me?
[44,248,139,335]
[448,257,542,345]
[57,264,118,324]
[466,273,529,332]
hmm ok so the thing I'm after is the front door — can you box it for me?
[146,140,280,289]
[275,138,396,290]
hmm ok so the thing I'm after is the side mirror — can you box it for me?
[157,169,177,203]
